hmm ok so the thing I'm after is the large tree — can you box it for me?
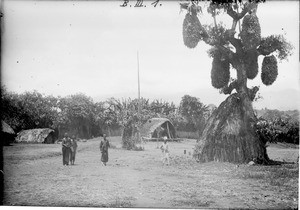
[57,93,95,138]
[179,95,209,135]
[180,1,293,163]
[1,88,59,132]
[107,98,152,149]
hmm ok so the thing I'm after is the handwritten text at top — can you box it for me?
[120,0,162,8]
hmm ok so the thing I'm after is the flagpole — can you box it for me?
[137,51,141,143]
[137,51,140,102]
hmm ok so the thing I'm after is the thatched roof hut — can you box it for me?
[2,121,15,134]
[1,121,15,145]
[140,118,176,139]
[15,128,55,144]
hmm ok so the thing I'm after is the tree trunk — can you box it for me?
[195,63,269,164]
[194,93,269,163]
[121,124,136,149]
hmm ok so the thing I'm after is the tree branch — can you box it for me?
[257,35,293,60]
[225,29,243,52]
[226,2,257,21]
[216,45,235,62]
[180,2,201,15]
[180,2,189,10]
[257,47,270,56]
[248,86,259,101]
[221,80,238,95]
[205,38,236,63]
[231,19,237,31]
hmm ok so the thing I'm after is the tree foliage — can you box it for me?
[256,109,299,145]
[1,87,28,131]
[56,94,96,138]
[256,117,299,145]
[1,88,58,131]
[1,86,215,145]
[1,88,104,139]
[179,95,209,134]
[258,35,294,60]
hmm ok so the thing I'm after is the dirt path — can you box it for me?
[3,137,299,208]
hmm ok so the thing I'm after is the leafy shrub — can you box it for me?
[256,117,299,144]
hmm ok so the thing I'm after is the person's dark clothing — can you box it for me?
[62,137,71,165]
[100,139,110,165]
[70,139,78,165]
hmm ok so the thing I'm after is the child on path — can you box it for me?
[160,136,170,165]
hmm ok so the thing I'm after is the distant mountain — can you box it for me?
[253,89,299,111]
[255,108,299,122]
[188,88,299,111]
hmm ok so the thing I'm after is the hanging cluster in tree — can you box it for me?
[211,50,230,89]
[245,49,258,79]
[182,13,203,48]
[240,13,261,50]
[261,55,278,86]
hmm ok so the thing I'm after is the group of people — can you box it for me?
[62,133,78,166]
[62,133,169,166]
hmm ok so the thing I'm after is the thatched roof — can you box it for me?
[2,121,15,134]
[140,118,176,138]
[15,128,54,143]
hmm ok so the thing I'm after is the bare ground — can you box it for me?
[3,137,299,208]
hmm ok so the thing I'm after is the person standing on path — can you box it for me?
[100,134,110,166]
[70,135,78,165]
[160,137,170,166]
[62,133,71,166]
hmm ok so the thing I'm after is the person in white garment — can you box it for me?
[160,136,170,165]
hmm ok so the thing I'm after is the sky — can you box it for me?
[1,0,299,110]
